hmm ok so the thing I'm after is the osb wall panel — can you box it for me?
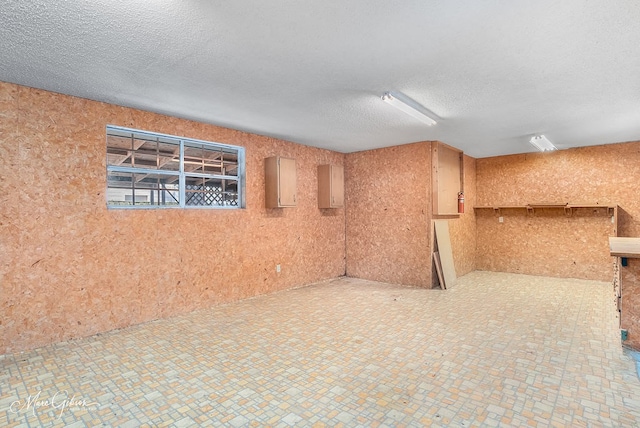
[476,143,640,281]
[621,258,640,351]
[447,154,477,277]
[345,142,431,287]
[476,209,615,281]
[0,82,19,352]
[0,82,345,354]
[477,143,640,236]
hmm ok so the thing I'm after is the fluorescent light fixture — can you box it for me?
[381,91,437,126]
[529,135,557,152]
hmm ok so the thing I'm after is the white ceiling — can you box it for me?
[2,1,640,158]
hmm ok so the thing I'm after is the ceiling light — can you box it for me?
[381,91,437,126]
[529,135,557,152]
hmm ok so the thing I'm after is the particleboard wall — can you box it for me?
[345,142,432,287]
[475,208,615,281]
[476,142,640,281]
[0,82,18,354]
[621,258,640,350]
[0,81,346,354]
[345,142,477,288]
[448,154,477,277]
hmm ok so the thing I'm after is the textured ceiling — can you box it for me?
[2,1,640,157]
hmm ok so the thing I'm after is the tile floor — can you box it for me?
[2,271,640,427]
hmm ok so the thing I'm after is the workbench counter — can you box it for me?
[610,237,640,350]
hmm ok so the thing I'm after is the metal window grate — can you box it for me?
[185,184,238,207]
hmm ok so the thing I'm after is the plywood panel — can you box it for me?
[345,142,431,287]
[1,82,346,354]
[432,252,445,289]
[434,220,457,288]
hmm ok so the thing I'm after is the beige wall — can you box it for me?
[0,82,346,354]
[476,142,640,281]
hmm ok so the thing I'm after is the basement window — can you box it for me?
[106,126,245,209]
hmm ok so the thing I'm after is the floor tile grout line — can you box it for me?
[548,280,590,422]
[73,341,136,427]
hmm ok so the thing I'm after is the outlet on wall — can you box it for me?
[276,264,281,273]
[499,216,504,223]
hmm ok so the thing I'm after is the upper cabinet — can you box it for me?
[265,156,297,208]
[432,142,464,216]
[318,164,344,208]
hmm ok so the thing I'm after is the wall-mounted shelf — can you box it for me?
[474,203,617,216]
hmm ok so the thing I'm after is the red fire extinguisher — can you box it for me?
[458,192,464,213]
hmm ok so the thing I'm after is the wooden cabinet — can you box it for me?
[432,142,463,216]
[265,156,297,208]
[318,164,344,208]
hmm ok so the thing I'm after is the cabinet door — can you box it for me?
[318,164,344,208]
[265,156,296,208]
[432,142,463,215]
[330,164,344,207]
[278,157,297,206]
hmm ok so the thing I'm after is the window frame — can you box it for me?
[106,125,246,210]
